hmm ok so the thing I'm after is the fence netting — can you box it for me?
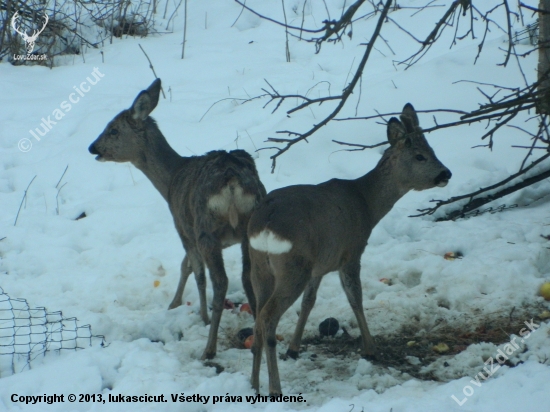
[0,286,105,376]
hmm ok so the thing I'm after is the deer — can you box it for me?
[247,103,452,395]
[88,78,266,360]
[11,11,49,55]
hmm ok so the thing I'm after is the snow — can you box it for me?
[1,0,549,410]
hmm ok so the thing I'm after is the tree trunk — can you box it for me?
[538,0,550,113]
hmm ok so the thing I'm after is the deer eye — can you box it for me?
[415,154,426,161]
[110,128,118,136]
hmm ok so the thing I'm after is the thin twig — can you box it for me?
[56,182,67,215]
[231,0,246,27]
[199,97,257,122]
[166,0,183,30]
[332,139,387,150]
[498,0,513,67]
[14,175,37,226]
[55,165,68,189]
[138,44,166,98]
[281,0,290,62]
[234,0,323,33]
[335,108,469,122]
[181,0,187,58]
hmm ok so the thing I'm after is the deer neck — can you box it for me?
[133,120,185,202]
[355,154,409,226]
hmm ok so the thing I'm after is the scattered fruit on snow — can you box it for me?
[153,280,160,287]
[444,251,463,261]
[539,282,550,301]
[244,335,254,349]
[240,303,253,314]
[379,278,392,285]
[432,343,450,353]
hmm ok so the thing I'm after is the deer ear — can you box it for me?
[131,79,161,121]
[146,78,161,105]
[400,103,419,133]
[387,117,407,146]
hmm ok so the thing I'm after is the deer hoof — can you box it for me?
[201,351,216,361]
[200,313,211,325]
[362,353,377,362]
[203,361,224,374]
[168,301,181,310]
[285,349,299,360]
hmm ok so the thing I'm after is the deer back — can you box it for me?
[249,103,451,274]
[170,150,266,246]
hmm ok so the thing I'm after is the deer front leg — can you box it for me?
[338,262,376,359]
[198,233,227,360]
[286,275,322,359]
[241,239,257,318]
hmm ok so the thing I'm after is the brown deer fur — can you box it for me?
[89,79,266,360]
[247,104,451,395]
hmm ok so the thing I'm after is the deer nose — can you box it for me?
[435,169,452,187]
[88,143,99,155]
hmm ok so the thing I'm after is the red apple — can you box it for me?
[240,303,253,314]
[244,335,254,349]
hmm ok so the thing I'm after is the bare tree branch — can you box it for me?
[332,139,387,151]
[233,0,323,33]
[411,153,550,218]
[234,0,372,51]
[519,2,550,15]
[262,0,393,173]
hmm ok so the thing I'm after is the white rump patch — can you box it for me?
[250,229,292,254]
[207,180,256,228]
[207,182,256,214]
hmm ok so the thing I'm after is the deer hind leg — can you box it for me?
[286,275,322,359]
[197,233,228,360]
[241,239,257,318]
[338,262,376,358]
[168,255,192,310]
[169,249,209,325]
[190,252,209,325]
[250,252,274,393]
[258,263,312,395]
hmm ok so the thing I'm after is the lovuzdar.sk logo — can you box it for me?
[11,11,49,61]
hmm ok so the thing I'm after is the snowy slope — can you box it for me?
[1,0,549,411]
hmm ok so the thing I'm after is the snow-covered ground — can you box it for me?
[1,0,549,410]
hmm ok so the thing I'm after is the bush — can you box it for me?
[0,0,158,66]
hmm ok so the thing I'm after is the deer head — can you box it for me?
[11,12,49,54]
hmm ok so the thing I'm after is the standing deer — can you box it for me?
[88,79,266,360]
[11,12,49,54]
[248,104,452,395]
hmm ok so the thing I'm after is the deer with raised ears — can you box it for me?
[248,103,452,395]
[88,78,266,360]
[11,12,49,54]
